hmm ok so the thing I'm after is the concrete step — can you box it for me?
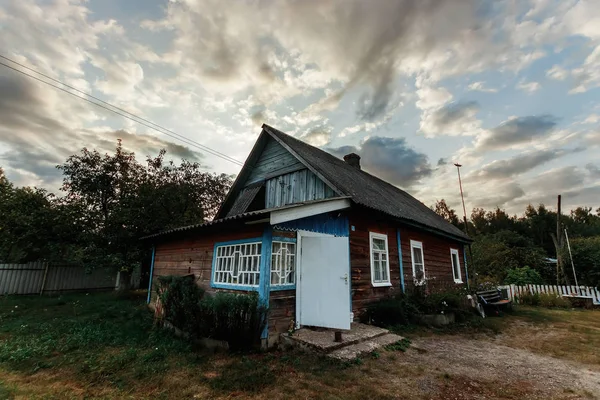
[327,333,405,361]
[281,323,390,353]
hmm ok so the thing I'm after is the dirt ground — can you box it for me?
[404,336,600,399]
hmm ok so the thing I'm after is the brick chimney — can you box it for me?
[343,153,361,170]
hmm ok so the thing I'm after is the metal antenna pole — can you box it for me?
[564,228,579,295]
[454,163,474,290]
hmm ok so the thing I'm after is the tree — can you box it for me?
[504,266,544,286]
[57,141,233,286]
[432,199,460,227]
[563,236,600,287]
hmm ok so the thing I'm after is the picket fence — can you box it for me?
[0,262,139,295]
[498,284,600,305]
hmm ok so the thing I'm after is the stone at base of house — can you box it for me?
[419,313,455,327]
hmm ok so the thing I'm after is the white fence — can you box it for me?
[0,262,139,295]
[498,284,600,305]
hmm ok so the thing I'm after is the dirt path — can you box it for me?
[406,336,600,399]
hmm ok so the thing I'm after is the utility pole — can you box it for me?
[454,163,474,289]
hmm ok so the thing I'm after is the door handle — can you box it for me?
[341,274,348,284]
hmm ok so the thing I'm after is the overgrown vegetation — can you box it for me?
[517,292,572,308]
[504,266,544,286]
[157,276,267,351]
[0,145,232,274]
[433,199,600,286]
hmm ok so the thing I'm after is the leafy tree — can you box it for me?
[563,236,600,287]
[504,266,543,285]
[432,199,460,227]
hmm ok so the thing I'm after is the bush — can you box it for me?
[504,266,543,286]
[517,292,540,306]
[361,295,420,326]
[198,292,267,352]
[538,293,571,309]
[156,275,204,335]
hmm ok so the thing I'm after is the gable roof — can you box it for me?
[261,125,470,242]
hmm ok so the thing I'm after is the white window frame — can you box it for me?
[450,248,463,283]
[410,240,426,285]
[369,232,391,287]
[271,241,296,287]
[212,241,262,288]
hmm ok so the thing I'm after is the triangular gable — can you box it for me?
[216,128,342,219]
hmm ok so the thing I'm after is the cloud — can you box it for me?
[583,114,600,124]
[474,115,558,152]
[328,136,432,186]
[421,101,481,137]
[546,65,568,80]
[0,72,203,187]
[470,148,582,180]
[586,163,600,178]
[302,127,332,147]
[516,80,541,93]
[467,81,497,93]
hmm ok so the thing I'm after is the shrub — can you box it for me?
[504,266,543,286]
[538,293,571,309]
[361,295,420,326]
[198,292,267,352]
[156,275,204,334]
[517,292,540,306]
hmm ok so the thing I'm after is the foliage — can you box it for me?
[504,266,544,286]
[517,292,540,306]
[538,293,571,309]
[361,295,420,326]
[384,338,411,352]
[564,236,600,287]
[0,142,232,270]
[432,199,461,227]
[156,275,204,334]
[198,292,268,352]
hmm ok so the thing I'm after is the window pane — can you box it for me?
[271,241,296,286]
[412,246,423,264]
[372,237,385,250]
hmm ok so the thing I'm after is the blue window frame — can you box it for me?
[270,237,297,291]
[211,238,262,290]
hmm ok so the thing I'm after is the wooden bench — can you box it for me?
[477,289,512,315]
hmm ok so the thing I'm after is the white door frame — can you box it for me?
[295,230,350,329]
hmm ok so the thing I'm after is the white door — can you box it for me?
[298,234,351,330]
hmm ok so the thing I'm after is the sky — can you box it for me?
[1,0,599,216]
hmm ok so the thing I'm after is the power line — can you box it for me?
[0,55,244,166]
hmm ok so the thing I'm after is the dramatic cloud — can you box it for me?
[470,148,581,180]
[421,101,481,137]
[302,127,332,147]
[474,115,558,152]
[328,136,432,187]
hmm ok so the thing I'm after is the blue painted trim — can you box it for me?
[463,246,470,290]
[271,284,295,291]
[348,222,353,315]
[214,237,263,247]
[210,237,264,291]
[259,226,273,339]
[146,245,156,304]
[210,282,259,291]
[272,236,297,243]
[397,229,405,294]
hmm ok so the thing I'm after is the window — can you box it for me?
[370,232,391,286]
[213,242,262,287]
[410,240,425,285]
[450,248,462,283]
[271,241,296,286]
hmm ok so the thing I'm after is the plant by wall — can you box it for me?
[156,275,204,335]
[198,292,268,352]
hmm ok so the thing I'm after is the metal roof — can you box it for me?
[263,124,471,242]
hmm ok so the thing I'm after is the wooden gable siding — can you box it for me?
[151,225,265,300]
[348,211,466,316]
[265,169,336,208]
[246,137,304,185]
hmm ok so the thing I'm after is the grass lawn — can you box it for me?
[0,292,598,399]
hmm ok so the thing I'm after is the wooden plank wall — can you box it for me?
[348,211,467,317]
[265,169,335,208]
[247,137,304,184]
[151,225,265,300]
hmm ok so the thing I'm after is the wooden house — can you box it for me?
[145,124,471,346]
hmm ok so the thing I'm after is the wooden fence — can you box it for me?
[0,262,140,295]
[498,284,600,305]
